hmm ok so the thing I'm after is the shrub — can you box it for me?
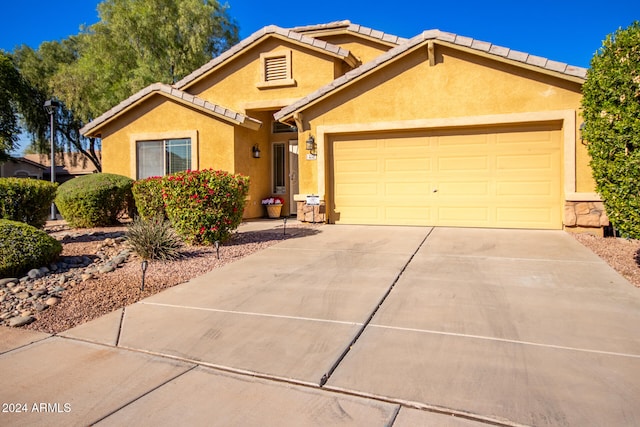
[582,21,640,238]
[0,178,58,228]
[55,173,135,228]
[126,216,183,261]
[162,169,249,244]
[132,177,166,220]
[0,219,62,278]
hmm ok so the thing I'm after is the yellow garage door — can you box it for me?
[331,123,563,229]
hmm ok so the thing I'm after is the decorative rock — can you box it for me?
[0,278,18,287]
[15,291,30,300]
[8,315,35,327]
[81,273,94,282]
[58,276,67,286]
[98,263,116,274]
[38,266,50,276]
[45,297,60,306]
[27,269,42,279]
[34,302,47,312]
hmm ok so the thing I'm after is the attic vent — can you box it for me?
[265,56,287,81]
[258,50,295,88]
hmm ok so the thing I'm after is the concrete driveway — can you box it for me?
[1,224,639,426]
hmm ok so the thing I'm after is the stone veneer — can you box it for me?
[296,201,326,223]
[564,201,609,230]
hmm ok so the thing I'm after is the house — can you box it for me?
[80,21,604,234]
[0,157,47,179]
[23,152,100,184]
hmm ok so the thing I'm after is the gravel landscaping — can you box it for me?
[0,220,321,334]
[1,222,637,335]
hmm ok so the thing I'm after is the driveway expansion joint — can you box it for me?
[319,228,435,387]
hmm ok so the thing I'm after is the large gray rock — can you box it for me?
[9,315,34,327]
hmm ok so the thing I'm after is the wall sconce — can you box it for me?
[579,122,587,145]
[306,135,315,151]
[252,144,261,158]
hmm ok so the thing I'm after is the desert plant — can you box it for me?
[55,173,134,228]
[0,178,58,228]
[126,216,183,261]
[162,169,249,244]
[0,219,62,277]
[132,176,165,220]
[582,21,640,238]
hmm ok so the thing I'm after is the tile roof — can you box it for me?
[274,29,588,121]
[80,83,262,137]
[289,20,408,46]
[174,25,357,90]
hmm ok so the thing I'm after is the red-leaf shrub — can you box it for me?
[161,169,249,244]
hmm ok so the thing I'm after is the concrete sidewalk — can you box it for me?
[1,224,639,426]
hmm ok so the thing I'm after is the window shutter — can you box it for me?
[265,55,288,81]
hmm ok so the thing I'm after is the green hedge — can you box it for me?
[132,176,165,221]
[55,173,134,228]
[0,178,58,228]
[162,169,249,244]
[581,21,640,238]
[0,219,62,278]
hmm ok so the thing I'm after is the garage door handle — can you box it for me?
[433,188,438,193]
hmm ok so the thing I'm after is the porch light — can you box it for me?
[306,135,315,151]
[252,144,261,158]
[579,122,587,145]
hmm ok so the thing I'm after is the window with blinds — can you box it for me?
[258,50,295,88]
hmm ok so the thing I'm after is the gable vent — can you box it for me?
[265,55,288,81]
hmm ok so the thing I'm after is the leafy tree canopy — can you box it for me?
[0,52,26,161]
[10,0,238,171]
[582,21,640,238]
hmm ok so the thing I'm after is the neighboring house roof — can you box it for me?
[10,157,47,170]
[174,25,359,90]
[289,20,408,46]
[275,29,588,122]
[23,152,99,175]
[80,83,262,138]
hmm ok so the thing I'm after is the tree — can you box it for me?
[13,0,238,172]
[0,52,25,161]
[53,0,238,124]
[12,40,102,171]
[581,21,640,238]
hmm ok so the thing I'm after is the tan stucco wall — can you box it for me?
[295,44,592,199]
[186,38,342,113]
[100,96,242,178]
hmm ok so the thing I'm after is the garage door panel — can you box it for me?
[438,181,490,196]
[332,125,562,229]
[496,154,555,170]
[335,182,378,196]
[496,181,554,197]
[438,206,490,224]
[385,158,431,172]
[438,156,488,172]
[385,206,433,225]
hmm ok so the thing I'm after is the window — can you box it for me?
[273,143,286,194]
[137,138,191,179]
[258,50,295,88]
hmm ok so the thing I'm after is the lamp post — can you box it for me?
[44,99,60,220]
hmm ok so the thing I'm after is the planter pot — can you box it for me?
[266,204,282,218]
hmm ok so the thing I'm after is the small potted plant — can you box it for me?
[262,197,284,218]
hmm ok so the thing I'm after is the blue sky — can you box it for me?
[1,1,638,69]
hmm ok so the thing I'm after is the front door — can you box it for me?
[272,139,298,215]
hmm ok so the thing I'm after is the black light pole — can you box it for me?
[44,99,60,220]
